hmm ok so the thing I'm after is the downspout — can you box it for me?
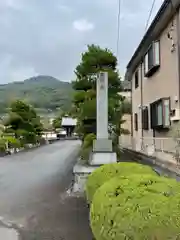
[140,62,144,140]
[140,61,147,150]
[128,71,134,149]
[176,6,180,109]
[130,73,133,138]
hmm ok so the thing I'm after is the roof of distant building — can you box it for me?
[61,117,77,126]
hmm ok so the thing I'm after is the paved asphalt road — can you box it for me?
[1,144,179,239]
[0,140,81,228]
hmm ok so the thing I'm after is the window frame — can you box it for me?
[134,113,138,131]
[150,97,170,129]
[134,69,139,89]
[142,106,149,130]
[144,40,160,77]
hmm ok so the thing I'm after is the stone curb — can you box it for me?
[0,227,19,240]
[0,216,22,240]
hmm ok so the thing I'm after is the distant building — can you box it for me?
[61,117,77,136]
[61,117,77,127]
[120,80,131,102]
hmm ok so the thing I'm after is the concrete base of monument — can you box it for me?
[90,152,117,166]
[93,139,113,152]
[72,151,117,194]
[73,163,98,194]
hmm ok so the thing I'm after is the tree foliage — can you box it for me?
[72,44,125,144]
[121,99,131,114]
[4,100,43,144]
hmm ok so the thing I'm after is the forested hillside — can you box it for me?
[0,75,73,115]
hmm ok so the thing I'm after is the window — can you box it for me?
[135,70,139,89]
[144,41,160,77]
[142,107,149,130]
[134,113,138,131]
[154,41,160,65]
[157,103,163,125]
[150,98,170,129]
[148,45,154,70]
[164,99,170,127]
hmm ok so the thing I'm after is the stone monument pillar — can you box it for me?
[72,71,117,194]
[96,71,108,140]
[90,71,117,165]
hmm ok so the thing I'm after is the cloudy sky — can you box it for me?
[0,0,164,83]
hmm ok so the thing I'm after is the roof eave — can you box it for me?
[126,0,180,76]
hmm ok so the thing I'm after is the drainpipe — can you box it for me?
[176,7,180,108]
[140,61,144,151]
[129,72,133,149]
[140,62,144,140]
[130,75,133,138]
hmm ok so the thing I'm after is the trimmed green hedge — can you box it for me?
[90,174,180,240]
[85,162,157,203]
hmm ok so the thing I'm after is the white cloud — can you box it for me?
[73,19,94,32]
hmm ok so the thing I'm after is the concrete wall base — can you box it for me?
[0,227,18,240]
[89,152,117,166]
[93,139,112,152]
[73,164,98,193]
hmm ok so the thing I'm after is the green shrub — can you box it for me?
[86,162,157,203]
[79,146,91,163]
[79,133,96,164]
[90,174,180,240]
[83,133,96,148]
[0,138,6,152]
[4,136,21,149]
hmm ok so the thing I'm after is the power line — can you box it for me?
[145,0,157,31]
[116,0,122,58]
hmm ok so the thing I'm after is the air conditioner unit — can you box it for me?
[171,108,180,121]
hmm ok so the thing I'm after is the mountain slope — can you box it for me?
[0,75,74,114]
